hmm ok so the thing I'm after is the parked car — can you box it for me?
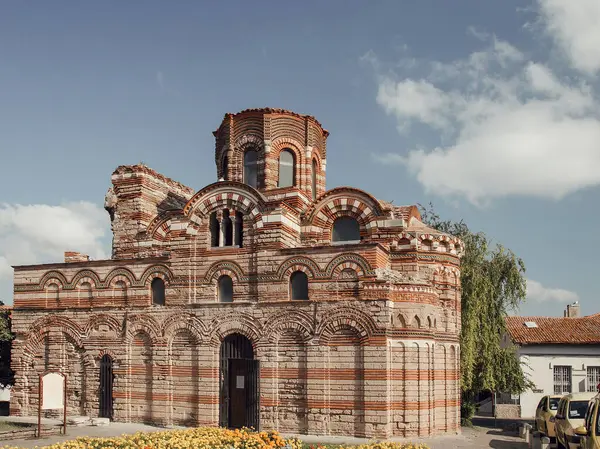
[555,392,596,449]
[535,394,563,439]
[575,393,600,449]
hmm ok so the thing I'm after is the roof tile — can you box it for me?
[505,314,600,345]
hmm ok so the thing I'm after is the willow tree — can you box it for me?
[419,204,532,422]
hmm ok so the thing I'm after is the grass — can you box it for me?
[0,421,33,432]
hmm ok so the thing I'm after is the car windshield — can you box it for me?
[569,401,589,419]
[549,398,560,410]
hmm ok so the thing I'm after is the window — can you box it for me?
[151,278,165,306]
[332,216,361,243]
[290,271,309,300]
[588,366,600,392]
[549,397,560,411]
[311,159,318,201]
[244,150,258,188]
[210,212,219,247]
[554,365,572,394]
[223,210,233,246]
[218,275,233,303]
[569,400,589,419]
[278,149,295,188]
[222,155,229,181]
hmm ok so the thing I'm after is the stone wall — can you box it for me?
[11,107,463,439]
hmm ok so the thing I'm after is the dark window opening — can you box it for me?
[290,271,309,300]
[223,210,233,246]
[218,275,234,303]
[311,159,318,201]
[244,150,258,188]
[222,155,229,180]
[236,211,244,247]
[210,212,219,247]
[278,149,295,188]
[151,278,165,306]
[332,216,361,243]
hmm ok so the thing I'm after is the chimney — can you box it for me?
[64,251,90,263]
[564,301,581,318]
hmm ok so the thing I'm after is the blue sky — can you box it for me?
[1,0,599,316]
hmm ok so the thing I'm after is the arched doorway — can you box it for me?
[219,333,259,429]
[99,354,114,420]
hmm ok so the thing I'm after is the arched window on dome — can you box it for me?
[244,150,258,188]
[290,271,309,301]
[332,216,361,244]
[278,149,295,188]
[151,278,165,306]
[222,155,229,181]
[311,159,318,201]
[218,275,233,303]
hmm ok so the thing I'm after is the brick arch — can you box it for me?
[104,267,136,288]
[277,256,320,280]
[23,315,84,359]
[303,187,385,226]
[203,260,245,284]
[84,313,122,337]
[325,253,373,278]
[139,265,173,287]
[271,137,305,188]
[396,313,408,328]
[125,314,161,342]
[39,271,68,289]
[230,134,265,186]
[409,314,423,329]
[162,312,207,343]
[316,307,378,344]
[183,183,266,225]
[208,312,261,348]
[96,349,121,365]
[146,210,185,241]
[70,269,102,289]
[263,309,315,343]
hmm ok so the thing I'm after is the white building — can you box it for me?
[504,302,600,418]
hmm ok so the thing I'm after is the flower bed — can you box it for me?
[0,427,429,449]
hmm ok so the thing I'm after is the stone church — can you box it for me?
[11,108,462,438]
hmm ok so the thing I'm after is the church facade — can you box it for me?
[10,108,462,438]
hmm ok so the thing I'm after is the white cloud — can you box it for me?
[526,278,579,303]
[536,0,600,75]
[371,3,600,205]
[0,201,110,280]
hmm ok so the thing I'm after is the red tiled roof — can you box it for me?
[505,314,600,345]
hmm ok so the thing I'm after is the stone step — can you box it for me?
[91,417,110,427]
[68,416,92,426]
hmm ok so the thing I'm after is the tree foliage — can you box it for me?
[0,301,14,388]
[419,204,533,420]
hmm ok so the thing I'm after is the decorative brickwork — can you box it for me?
[11,108,463,438]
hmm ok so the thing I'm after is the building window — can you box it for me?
[210,212,219,247]
[554,365,572,394]
[222,155,229,180]
[151,278,166,306]
[244,150,258,188]
[332,216,361,243]
[222,210,233,246]
[588,367,600,392]
[218,275,233,303]
[290,271,309,300]
[311,159,318,201]
[278,149,295,188]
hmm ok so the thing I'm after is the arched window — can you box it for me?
[210,212,219,247]
[332,216,361,243]
[218,275,233,303]
[222,155,229,181]
[278,149,295,188]
[244,150,258,188]
[223,210,233,246]
[290,271,309,300]
[235,211,244,247]
[311,159,318,201]
[151,278,165,306]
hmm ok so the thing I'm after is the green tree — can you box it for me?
[0,301,14,388]
[419,204,533,423]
